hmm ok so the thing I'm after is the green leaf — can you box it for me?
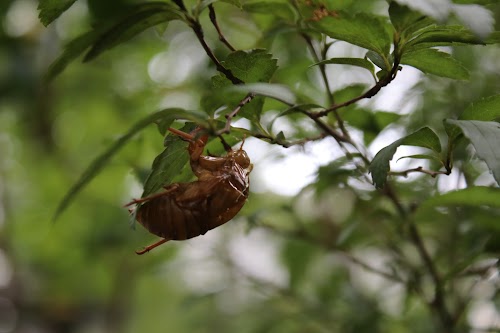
[459,94,500,121]
[310,12,391,56]
[446,120,500,186]
[227,83,296,105]
[369,127,442,188]
[405,25,487,51]
[54,108,206,220]
[45,30,100,81]
[45,3,183,80]
[206,50,278,121]
[366,50,388,70]
[312,57,375,74]
[38,0,77,26]
[415,186,500,221]
[141,124,194,198]
[243,0,296,21]
[222,49,278,83]
[401,48,469,80]
[396,154,441,163]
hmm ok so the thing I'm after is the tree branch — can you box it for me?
[389,166,451,178]
[312,63,401,119]
[208,4,236,51]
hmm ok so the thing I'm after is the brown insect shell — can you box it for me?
[135,138,252,241]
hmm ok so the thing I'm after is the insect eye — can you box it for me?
[234,150,250,168]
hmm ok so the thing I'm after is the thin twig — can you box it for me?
[208,4,236,51]
[389,166,451,178]
[252,132,328,148]
[216,93,255,136]
[188,19,243,84]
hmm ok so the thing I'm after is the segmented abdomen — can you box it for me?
[136,180,248,240]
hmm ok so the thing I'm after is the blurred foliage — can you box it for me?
[1,0,500,332]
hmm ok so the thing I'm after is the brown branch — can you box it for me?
[312,63,401,119]
[188,19,243,84]
[408,222,454,329]
[208,4,236,51]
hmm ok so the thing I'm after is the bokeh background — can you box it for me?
[1,0,500,332]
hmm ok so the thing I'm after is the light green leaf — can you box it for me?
[401,48,469,80]
[415,186,500,221]
[459,94,500,121]
[366,50,388,70]
[369,127,442,188]
[38,0,77,26]
[396,154,441,163]
[405,25,487,51]
[243,0,296,21]
[311,12,392,56]
[54,108,207,220]
[420,186,500,209]
[311,57,375,74]
[227,83,296,105]
[446,120,500,185]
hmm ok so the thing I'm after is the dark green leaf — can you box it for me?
[311,12,392,56]
[141,124,194,198]
[222,49,278,83]
[401,48,469,80]
[45,30,100,81]
[38,0,77,26]
[54,108,206,220]
[84,3,183,61]
[459,94,500,121]
[311,57,375,74]
[207,50,278,121]
[369,127,442,188]
[45,3,183,80]
[446,120,500,185]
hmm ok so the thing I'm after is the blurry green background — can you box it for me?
[1,0,500,332]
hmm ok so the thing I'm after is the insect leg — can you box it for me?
[124,183,180,207]
[135,238,170,255]
[168,127,198,142]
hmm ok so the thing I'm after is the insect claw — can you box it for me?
[135,238,170,255]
